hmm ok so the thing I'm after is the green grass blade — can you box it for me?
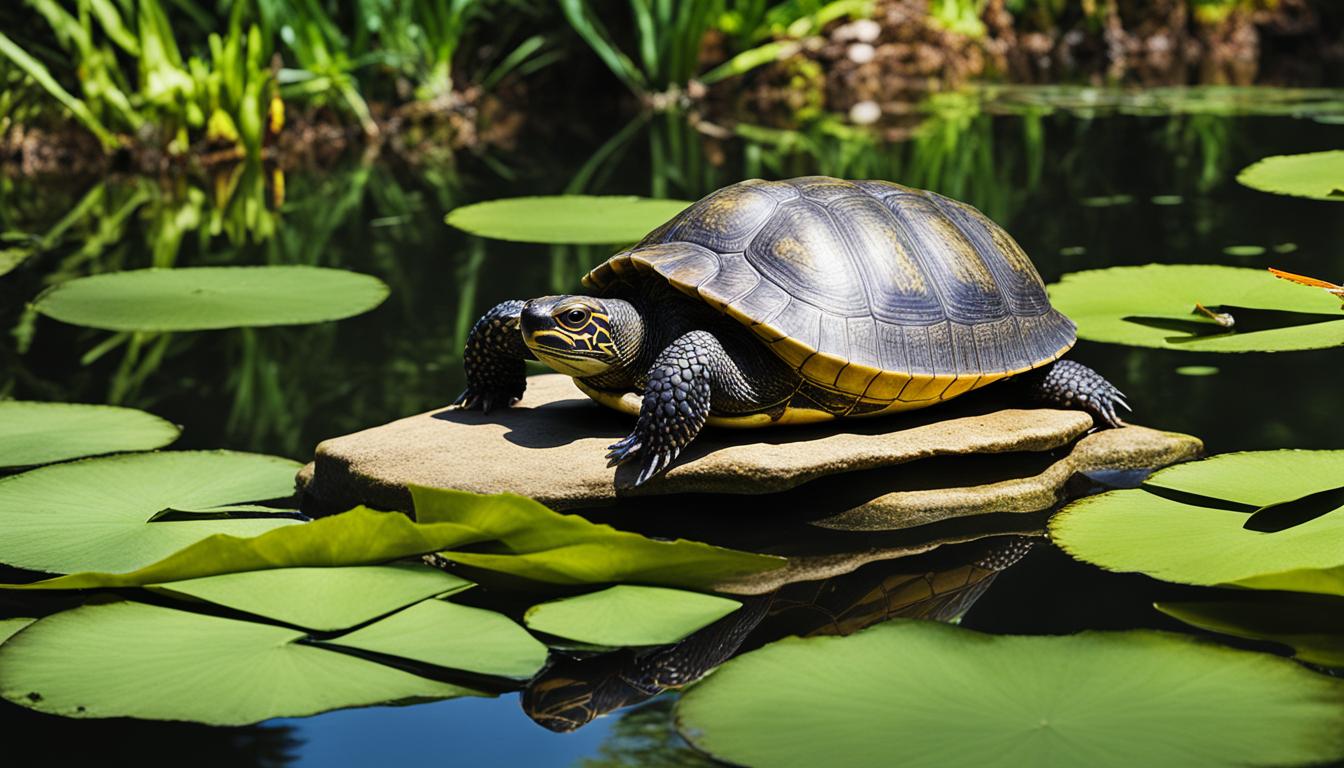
[700,39,800,85]
[558,0,646,93]
[0,31,116,148]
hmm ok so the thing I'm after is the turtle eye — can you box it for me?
[559,307,590,328]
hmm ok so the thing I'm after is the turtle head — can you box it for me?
[521,296,636,377]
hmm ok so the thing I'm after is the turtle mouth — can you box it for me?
[525,332,614,377]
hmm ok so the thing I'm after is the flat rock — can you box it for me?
[300,374,1202,530]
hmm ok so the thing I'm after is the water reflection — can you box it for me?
[522,535,1036,732]
[0,703,299,767]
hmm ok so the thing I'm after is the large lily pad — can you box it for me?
[32,266,389,332]
[675,621,1344,768]
[5,506,484,590]
[0,402,180,468]
[0,451,302,574]
[0,619,33,644]
[524,585,741,646]
[0,601,478,725]
[1049,265,1344,352]
[444,196,691,244]
[324,599,548,679]
[1050,451,1344,594]
[9,490,781,594]
[1157,593,1344,668]
[152,564,473,631]
[1237,150,1344,201]
[414,487,785,590]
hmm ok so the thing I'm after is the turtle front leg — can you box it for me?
[454,299,535,412]
[605,330,726,487]
[1020,359,1130,428]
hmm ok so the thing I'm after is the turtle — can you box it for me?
[455,176,1128,486]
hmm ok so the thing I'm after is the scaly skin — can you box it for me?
[1020,359,1130,428]
[453,299,534,412]
[606,331,725,487]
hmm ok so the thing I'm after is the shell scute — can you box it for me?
[745,199,870,317]
[657,183,778,253]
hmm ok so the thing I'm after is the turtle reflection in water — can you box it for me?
[521,535,1036,732]
[456,177,1128,486]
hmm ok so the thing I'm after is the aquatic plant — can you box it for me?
[1238,150,1344,201]
[560,0,871,100]
[1049,265,1344,352]
[1050,450,1344,594]
[0,401,179,468]
[675,620,1344,768]
[0,0,277,156]
[524,585,742,646]
[445,195,692,244]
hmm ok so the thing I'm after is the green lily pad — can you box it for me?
[1175,365,1219,376]
[444,196,692,244]
[413,487,786,591]
[1222,245,1266,257]
[1049,264,1344,352]
[324,599,548,679]
[152,564,473,631]
[676,621,1344,768]
[0,451,302,574]
[5,506,483,590]
[1157,593,1344,668]
[1237,151,1344,201]
[0,601,477,725]
[10,489,782,593]
[1150,195,1183,205]
[524,585,741,646]
[32,266,389,332]
[1050,451,1344,594]
[0,401,180,468]
[0,618,33,644]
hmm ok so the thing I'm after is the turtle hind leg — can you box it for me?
[1019,359,1130,428]
[606,330,724,488]
[454,299,535,413]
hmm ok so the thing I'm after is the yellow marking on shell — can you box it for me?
[835,363,880,398]
[800,351,847,384]
[898,373,957,402]
[874,220,928,294]
[766,334,815,370]
[770,236,810,265]
[923,213,999,292]
[863,369,916,401]
[938,374,982,401]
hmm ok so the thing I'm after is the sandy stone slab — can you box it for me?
[300,373,1099,513]
[807,424,1204,531]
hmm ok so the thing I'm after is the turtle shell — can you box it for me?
[582,176,1075,420]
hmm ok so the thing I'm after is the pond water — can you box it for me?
[2,88,1343,765]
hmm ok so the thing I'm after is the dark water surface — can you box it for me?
[2,89,1343,765]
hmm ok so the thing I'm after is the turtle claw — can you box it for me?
[453,387,519,414]
[633,447,681,487]
[1088,381,1129,428]
[606,434,642,467]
